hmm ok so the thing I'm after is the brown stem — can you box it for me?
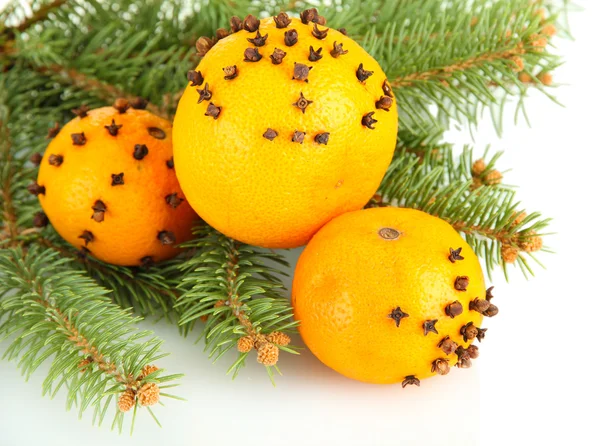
[0,120,18,246]
[452,221,515,245]
[15,0,69,32]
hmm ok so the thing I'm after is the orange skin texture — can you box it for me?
[173,17,398,248]
[37,106,198,266]
[292,207,486,384]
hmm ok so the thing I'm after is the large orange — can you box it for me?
[173,10,398,248]
[34,102,198,266]
[292,207,497,385]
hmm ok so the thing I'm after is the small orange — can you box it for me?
[292,207,495,385]
[173,10,398,248]
[34,102,198,266]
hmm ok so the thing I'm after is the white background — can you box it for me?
[1,2,599,446]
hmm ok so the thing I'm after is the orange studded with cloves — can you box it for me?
[35,102,198,266]
[292,207,495,385]
[173,10,398,249]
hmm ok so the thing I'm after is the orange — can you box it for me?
[34,102,198,266]
[173,10,398,248]
[292,207,496,385]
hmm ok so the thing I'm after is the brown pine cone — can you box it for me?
[138,364,159,379]
[501,244,520,263]
[137,382,160,407]
[266,331,291,346]
[118,388,136,413]
[237,336,254,353]
[257,343,279,366]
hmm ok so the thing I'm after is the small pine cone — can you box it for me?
[537,72,553,86]
[501,244,520,263]
[139,364,159,379]
[118,389,136,413]
[519,233,543,252]
[484,169,503,185]
[530,34,548,52]
[471,158,486,176]
[510,56,524,72]
[518,72,533,83]
[137,382,160,407]
[78,357,92,372]
[257,343,279,366]
[237,336,254,353]
[542,24,557,37]
[512,211,527,226]
[266,331,291,346]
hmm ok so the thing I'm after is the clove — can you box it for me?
[230,16,243,33]
[46,122,60,139]
[308,46,323,62]
[274,12,291,28]
[291,131,305,144]
[113,98,130,114]
[27,182,45,196]
[148,127,166,139]
[140,256,154,268]
[314,132,330,145]
[284,29,298,46]
[356,63,373,82]
[466,344,479,359]
[30,152,42,165]
[448,247,465,263]
[195,36,214,57]
[244,47,262,62]
[300,8,325,25]
[48,154,63,166]
[382,80,393,97]
[388,306,409,327]
[165,192,184,208]
[71,105,89,119]
[131,97,148,110]
[157,230,176,245]
[361,112,377,129]
[33,211,49,228]
[263,128,278,141]
[469,298,490,314]
[423,319,439,336]
[91,200,106,222]
[455,346,471,368]
[378,227,400,240]
[312,24,328,40]
[166,157,174,169]
[438,336,458,355]
[485,286,494,301]
[215,28,229,40]
[431,358,450,375]
[454,276,469,291]
[78,230,94,246]
[223,65,238,80]
[476,327,487,342]
[187,70,204,87]
[460,322,479,342]
[338,28,348,35]
[292,92,313,114]
[196,84,212,104]
[330,41,348,58]
[71,132,86,146]
[205,103,222,120]
[445,300,463,318]
[247,31,268,47]
[133,144,149,160]
[105,119,122,136]
[270,48,286,64]
[482,304,499,318]
[243,14,260,32]
[375,96,393,111]
[111,172,124,186]
[292,63,312,82]
[402,375,420,388]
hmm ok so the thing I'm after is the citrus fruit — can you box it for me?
[292,207,497,385]
[173,9,398,248]
[33,100,198,266]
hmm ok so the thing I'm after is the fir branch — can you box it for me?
[0,119,18,244]
[176,227,298,380]
[0,247,182,431]
[14,0,69,33]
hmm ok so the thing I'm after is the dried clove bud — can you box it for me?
[375,96,393,111]
[292,92,313,114]
[30,152,43,165]
[454,276,469,291]
[485,286,494,301]
[71,132,86,146]
[244,47,262,62]
[314,132,330,145]
[113,98,130,114]
[382,80,393,97]
[438,336,458,355]
[338,28,348,35]
[284,29,298,46]
[46,122,60,139]
[247,31,268,47]
[455,346,472,368]
[388,306,409,327]
[157,230,176,245]
[205,103,222,119]
[361,112,377,129]
[356,63,374,82]
[27,182,45,196]
[140,256,154,268]
[466,344,479,359]
[243,14,260,32]
[482,304,499,318]
[130,97,148,110]
[165,192,184,208]
[230,16,243,33]
[460,322,479,342]
[133,144,149,160]
[187,70,204,87]
[78,230,94,246]
[48,154,63,166]
[215,28,229,40]
[445,300,463,318]
[308,46,323,62]
[148,127,166,139]
[91,200,106,222]
[293,63,312,82]
[71,105,89,118]
[431,358,450,375]
[448,247,465,263]
[291,131,305,144]
[476,327,487,342]
[33,211,49,228]
[263,128,278,141]
[105,119,122,136]
[223,65,238,80]
[300,8,325,25]
[330,41,348,57]
[196,84,212,104]
[270,48,286,64]
[195,36,214,57]
[469,298,491,314]
[423,319,439,336]
[402,375,420,388]
[111,172,124,186]
[378,227,400,240]
[312,23,329,40]
[274,12,291,28]
[166,157,174,169]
